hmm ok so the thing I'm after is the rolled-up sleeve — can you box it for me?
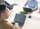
[34,1,38,10]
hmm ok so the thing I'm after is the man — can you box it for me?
[0,4,21,29]
[24,0,38,11]
[0,0,10,6]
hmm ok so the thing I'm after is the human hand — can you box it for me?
[11,21,19,27]
[14,23,19,27]
[38,8,40,13]
[31,8,34,11]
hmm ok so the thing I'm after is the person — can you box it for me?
[24,0,38,11]
[38,8,40,13]
[0,4,21,29]
[0,0,10,6]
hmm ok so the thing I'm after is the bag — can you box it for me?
[19,11,27,14]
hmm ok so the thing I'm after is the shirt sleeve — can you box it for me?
[24,1,28,7]
[3,24,21,29]
[3,24,15,29]
[15,26,21,29]
[5,1,10,6]
[33,1,38,10]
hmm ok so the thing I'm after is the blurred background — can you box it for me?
[5,0,40,7]
[5,0,40,29]
[6,0,40,23]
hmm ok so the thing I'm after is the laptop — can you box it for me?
[14,13,26,27]
[23,7,33,12]
[7,4,14,10]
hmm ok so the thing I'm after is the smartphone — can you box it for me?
[29,16,39,21]
[29,16,34,19]
[29,16,32,18]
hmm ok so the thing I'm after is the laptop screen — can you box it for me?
[14,14,26,22]
[15,15,23,21]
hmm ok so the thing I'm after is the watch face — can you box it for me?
[12,23,15,24]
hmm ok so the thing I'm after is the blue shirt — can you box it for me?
[24,0,38,10]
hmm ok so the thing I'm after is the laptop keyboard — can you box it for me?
[15,21,24,27]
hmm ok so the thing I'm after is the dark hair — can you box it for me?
[0,4,6,17]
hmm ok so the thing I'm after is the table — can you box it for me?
[22,10,40,29]
[6,6,40,29]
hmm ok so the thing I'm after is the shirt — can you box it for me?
[0,20,21,29]
[24,0,38,10]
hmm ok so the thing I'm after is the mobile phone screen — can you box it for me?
[29,16,35,19]
[29,16,32,18]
